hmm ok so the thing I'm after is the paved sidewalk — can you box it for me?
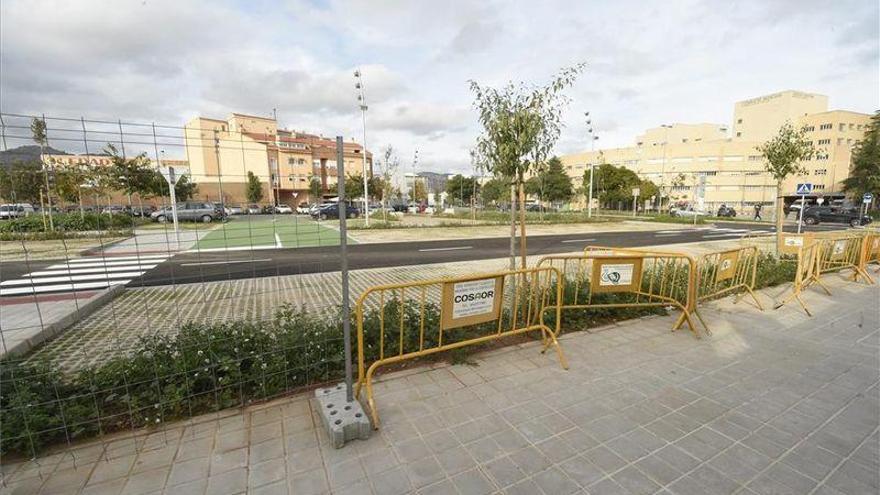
[2,273,877,494]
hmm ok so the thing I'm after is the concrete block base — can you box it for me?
[314,383,371,448]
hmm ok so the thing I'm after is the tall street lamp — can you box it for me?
[658,124,672,211]
[354,69,370,225]
[585,112,599,218]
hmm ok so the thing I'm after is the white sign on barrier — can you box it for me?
[451,279,498,319]
[599,263,635,287]
[784,237,804,247]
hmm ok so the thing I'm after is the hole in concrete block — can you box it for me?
[330,410,337,415]
[344,405,352,411]
[355,413,362,418]
[334,419,342,425]
[326,403,334,408]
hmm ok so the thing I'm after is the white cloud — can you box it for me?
[1,0,877,174]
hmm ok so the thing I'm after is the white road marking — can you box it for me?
[65,255,168,263]
[180,259,273,267]
[275,233,282,248]
[0,281,130,297]
[418,246,473,252]
[46,260,163,269]
[703,233,740,239]
[29,265,158,276]
[560,238,597,243]
[1,272,143,286]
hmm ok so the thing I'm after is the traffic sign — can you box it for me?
[816,197,824,205]
[631,187,640,197]
[796,183,813,195]
[864,193,874,203]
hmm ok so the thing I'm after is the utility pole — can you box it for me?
[354,69,370,224]
[659,124,672,212]
[585,112,598,218]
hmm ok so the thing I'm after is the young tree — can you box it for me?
[842,111,880,207]
[526,156,572,206]
[412,180,428,203]
[246,171,264,204]
[757,122,815,250]
[376,146,399,221]
[0,161,44,204]
[174,175,198,201]
[106,143,154,210]
[470,64,584,268]
[54,163,91,218]
[30,117,55,230]
[308,176,323,203]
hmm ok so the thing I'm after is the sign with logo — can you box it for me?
[631,187,640,198]
[441,276,504,330]
[716,250,739,282]
[831,240,847,260]
[864,193,874,203]
[784,236,804,247]
[796,183,813,195]
[591,258,643,293]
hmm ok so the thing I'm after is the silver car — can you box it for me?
[150,202,223,223]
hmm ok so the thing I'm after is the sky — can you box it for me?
[1,0,877,173]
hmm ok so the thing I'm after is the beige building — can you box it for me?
[561,90,870,213]
[184,113,372,206]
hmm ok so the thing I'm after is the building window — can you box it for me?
[817,139,831,145]
[803,125,815,132]
[849,123,854,130]
[747,155,762,161]
[839,123,846,132]
[736,132,742,137]
[857,124,863,130]
[737,118,743,124]
[819,123,832,131]
[813,169,827,176]
[288,158,296,165]
[837,138,843,145]
[816,153,830,160]
[813,184,825,190]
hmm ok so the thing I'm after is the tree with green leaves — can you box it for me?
[526,156,573,206]
[54,163,91,218]
[105,143,155,211]
[30,117,55,230]
[308,176,323,203]
[412,180,428,203]
[246,171,264,204]
[173,174,198,201]
[377,146,399,221]
[757,122,815,250]
[0,161,43,204]
[480,177,508,206]
[445,174,479,206]
[842,111,880,207]
[470,63,585,268]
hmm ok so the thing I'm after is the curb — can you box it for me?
[2,285,124,357]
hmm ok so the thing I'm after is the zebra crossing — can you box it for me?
[0,254,168,297]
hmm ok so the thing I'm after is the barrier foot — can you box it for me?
[774,289,812,317]
[693,309,711,337]
[852,267,875,285]
[795,294,812,317]
[364,367,381,430]
[746,287,765,311]
[810,276,832,296]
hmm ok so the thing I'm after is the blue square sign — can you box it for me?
[796,183,813,195]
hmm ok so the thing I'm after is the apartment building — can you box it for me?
[561,90,870,212]
[184,113,372,206]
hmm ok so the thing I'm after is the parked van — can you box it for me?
[0,203,36,220]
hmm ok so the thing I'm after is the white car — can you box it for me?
[274,205,293,214]
[0,203,35,219]
[672,207,708,218]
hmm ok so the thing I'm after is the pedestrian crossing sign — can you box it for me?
[796,183,813,195]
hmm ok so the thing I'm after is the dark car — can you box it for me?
[716,205,737,217]
[310,203,361,220]
[802,206,871,228]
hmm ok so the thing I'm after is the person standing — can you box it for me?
[753,203,762,221]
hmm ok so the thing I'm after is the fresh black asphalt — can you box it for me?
[0,222,850,291]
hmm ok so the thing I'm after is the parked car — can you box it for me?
[672,206,708,218]
[273,204,293,214]
[802,206,872,228]
[310,203,361,220]
[225,205,243,216]
[150,202,225,223]
[716,205,737,217]
[784,198,812,216]
[244,204,263,215]
[102,205,129,215]
[296,202,311,215]
[0,203,35,219]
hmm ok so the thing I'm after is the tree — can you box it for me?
[445,174,479,206]
[54,162,91,218]
[105,143,154,209]
[412,180,428,203]
[757,122,815,250]
[0,161,43,204]
[526,156,572,205]
[842,111,880,207]
[481,177,508,205]
[308,176,323,202]
[246,171,264,204]
[173,175,198,201]
[470,63,585,268]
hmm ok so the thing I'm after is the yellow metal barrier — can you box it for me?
[695,246,764,327]
[857,232,880,281]
[774,241,825,316]
[354,267,567,427]
[814,233,873,284]
[538,250,702,338]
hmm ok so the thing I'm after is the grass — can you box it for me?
[195,215,346,249]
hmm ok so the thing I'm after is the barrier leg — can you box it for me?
[542,327,569,370]
[851,267,875,285]
[364,363,381,429]
[692,309,711,337]
[809,276,833,296]
[744,287,765,311]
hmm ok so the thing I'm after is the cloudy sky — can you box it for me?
[1,0,877,172]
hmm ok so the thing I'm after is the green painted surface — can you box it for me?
[195,216,345,249]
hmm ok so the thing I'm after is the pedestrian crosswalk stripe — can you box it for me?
[0,255,167,297]
[65,254,169,263]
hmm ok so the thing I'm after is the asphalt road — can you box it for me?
[0,222,850,292]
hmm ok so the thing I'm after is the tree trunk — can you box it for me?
[509,183,516,271]
[774,182,784,254]
[519,180,527,270]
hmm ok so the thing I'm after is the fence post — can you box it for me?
[337,136,353,402]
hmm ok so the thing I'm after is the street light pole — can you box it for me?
[658,124,672,212]
[585,112,598,218]
[354,69,370,225]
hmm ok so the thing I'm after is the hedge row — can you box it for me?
[0,213,148,234]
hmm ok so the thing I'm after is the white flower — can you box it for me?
[261,363,267,370]
[197,350,203,356]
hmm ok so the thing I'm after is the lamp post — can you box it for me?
[658,124,672,212]
[354,69,370,225]
[585,112,599,218]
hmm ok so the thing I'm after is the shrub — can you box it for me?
[0,213,147,234]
